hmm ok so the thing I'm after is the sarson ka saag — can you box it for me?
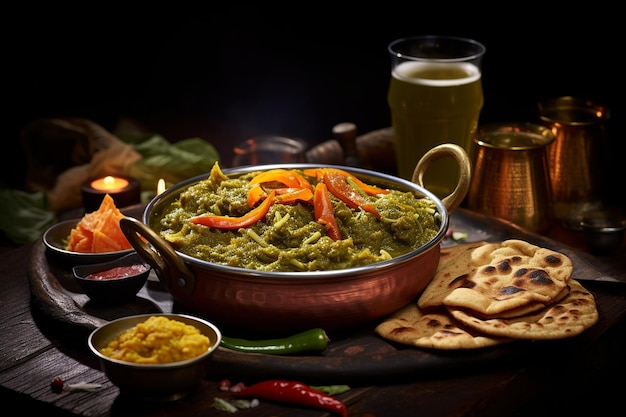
[152,162,441,272]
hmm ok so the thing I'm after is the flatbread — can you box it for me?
[447,279,598,340]
[376,240,598,350]
[437,241,488,270]
[418,240,573,318]
[374,303,512,350]
[465,285,571,319]
[418,241,489,310]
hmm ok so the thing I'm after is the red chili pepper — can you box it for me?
[323,171,381,220]
[235,380,347,417]
[190,190,276,230]
[314,183,341,241]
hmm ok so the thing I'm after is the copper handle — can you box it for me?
[120,216,196,295]
[411,143,471,214]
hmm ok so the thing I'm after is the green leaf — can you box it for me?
[0,189,56,244]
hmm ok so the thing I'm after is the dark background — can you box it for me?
[6,5,624,205]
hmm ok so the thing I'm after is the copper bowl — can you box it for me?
[120,144,471,333]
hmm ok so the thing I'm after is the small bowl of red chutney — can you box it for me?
[72,252,152,304]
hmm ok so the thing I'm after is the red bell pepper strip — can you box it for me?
[314,183,341,241]
[249,169,314,191]
[190,190,276,230]
[303,167,389,196]
[235,380,347,417]
[323,171,381,220]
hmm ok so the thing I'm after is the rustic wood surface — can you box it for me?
[1,208,625,416]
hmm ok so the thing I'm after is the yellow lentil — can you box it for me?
[100,316,211,364]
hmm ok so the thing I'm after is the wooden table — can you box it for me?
[1,209,625,417]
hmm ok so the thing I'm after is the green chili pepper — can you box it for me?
[220,328,329,355]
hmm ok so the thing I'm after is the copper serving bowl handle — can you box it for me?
[120,217,196,295]
[411,143,471,214]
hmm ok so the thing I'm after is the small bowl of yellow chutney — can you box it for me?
[88,314,222,401]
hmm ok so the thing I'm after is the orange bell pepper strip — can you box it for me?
[248,185,313,207]
[314,183,341,241]
[249,169,314,191]
[275,187,314,205]
[323,171,381,220]
[247,184,267,208]
[191,190,276,230]
[303,168,389,196]
[303,167,328,182]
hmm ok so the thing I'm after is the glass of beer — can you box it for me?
[388,35,486,198]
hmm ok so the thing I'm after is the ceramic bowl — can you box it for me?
[72,252,151,304]
[88,313,222,401]
[43,219,133,266]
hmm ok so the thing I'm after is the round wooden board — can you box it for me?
[28,208,621,385]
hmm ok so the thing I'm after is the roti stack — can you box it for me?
[375,239,599,350]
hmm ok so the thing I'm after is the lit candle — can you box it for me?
[157,178,166,195]
[81,175,141,212]
[90,176,129,192]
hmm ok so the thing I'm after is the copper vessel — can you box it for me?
[121,144,471,333]
[538,96,609,228]
[468,123,555,234]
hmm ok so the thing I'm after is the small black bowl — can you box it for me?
[580,209,626,254]
[72,252,151,304]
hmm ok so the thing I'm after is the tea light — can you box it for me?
[91,176,129,191]
[82,175,141,212]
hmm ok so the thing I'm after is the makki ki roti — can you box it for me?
[417,239,573,318]
[374,303,513,350]
[447,279,598,340]
[376,239,599,350]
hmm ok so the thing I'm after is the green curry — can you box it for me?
[152,163,441,272]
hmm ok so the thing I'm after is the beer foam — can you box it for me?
[392,61,480,86]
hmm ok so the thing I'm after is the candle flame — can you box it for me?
[157,178,166,195]
[90,176,129,191]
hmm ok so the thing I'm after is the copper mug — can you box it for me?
[467,123,555,234]
[537,96,609,229]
